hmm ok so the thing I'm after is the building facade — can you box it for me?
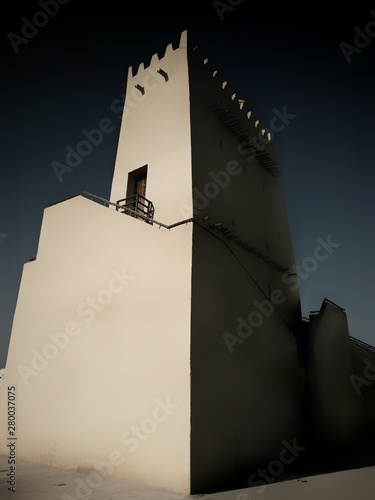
[0,30,374,495]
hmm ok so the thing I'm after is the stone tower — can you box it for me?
[0,30,306,495]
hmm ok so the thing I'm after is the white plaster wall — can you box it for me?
[0,195,192,494]
[110,31,193,225]
[0,29,305,494]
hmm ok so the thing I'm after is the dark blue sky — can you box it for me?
[1,2,374,367]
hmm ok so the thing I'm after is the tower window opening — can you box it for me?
[116,165,154,223]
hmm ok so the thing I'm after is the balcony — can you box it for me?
[116,194,155,224]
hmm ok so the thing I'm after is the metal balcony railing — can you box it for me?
[116,194,155,224]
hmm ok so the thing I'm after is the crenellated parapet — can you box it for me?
[190,44,281,176]
[124,30,280,176]
[128,30,187,79]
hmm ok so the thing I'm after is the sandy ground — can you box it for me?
[1,455,375,500]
